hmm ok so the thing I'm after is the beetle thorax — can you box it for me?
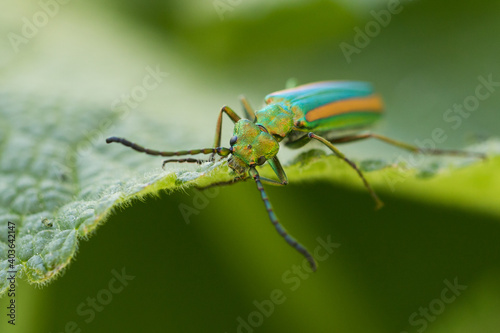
[254,103,294,141]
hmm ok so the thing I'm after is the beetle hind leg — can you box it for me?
[328,133,486,159]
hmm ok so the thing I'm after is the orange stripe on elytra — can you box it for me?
[305,94,383,122]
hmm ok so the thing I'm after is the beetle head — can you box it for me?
[227,119,279,176]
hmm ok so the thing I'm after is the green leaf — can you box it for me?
[285,146,500,215]
[0,92,235,295]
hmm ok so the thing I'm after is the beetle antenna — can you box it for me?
[106,137,231,158]
[249,168,317,271]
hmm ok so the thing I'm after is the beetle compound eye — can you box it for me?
[230,135,238,146]
[257,156,266,165]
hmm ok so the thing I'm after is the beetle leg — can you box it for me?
[328,133,486,159]
[283,132,311,149]
[239,95,256,121]
[249,167,317,271]
[162,158,208,168]
[258,177,287,186]
[263,156,288,185]
[194,175,248,190]
[308,132,384,210]
[213,106,242,152]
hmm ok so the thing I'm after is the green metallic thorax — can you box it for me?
[254,103,298,141]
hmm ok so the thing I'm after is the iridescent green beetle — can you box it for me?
[107,81,484,271]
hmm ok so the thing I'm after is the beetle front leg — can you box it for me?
[213,106,242,151]
[261,156,288,185]
[162,158,208,168]
[249,167,317,271]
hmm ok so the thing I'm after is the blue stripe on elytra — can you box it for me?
[266,82,373,109]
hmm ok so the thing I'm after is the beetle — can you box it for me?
[106,81,484,271]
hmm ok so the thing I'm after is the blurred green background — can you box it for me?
[1,0,500,332]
